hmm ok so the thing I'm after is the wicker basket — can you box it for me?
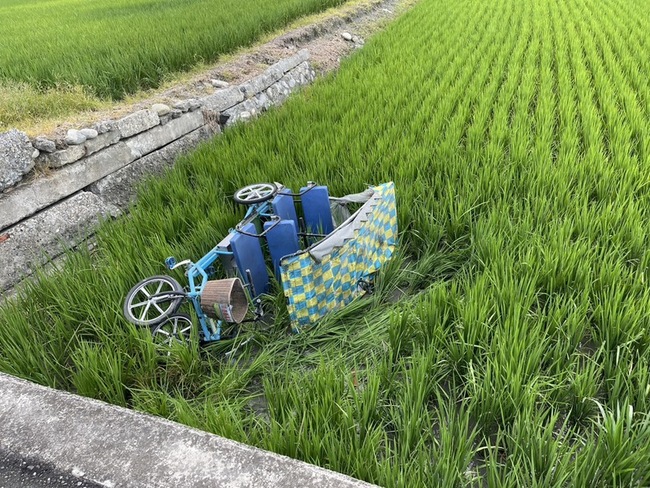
[200,278,249,323]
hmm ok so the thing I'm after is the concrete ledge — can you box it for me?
[0,52,315,234]
[0,143,135,232]
[0,192,116,292]
[125,110,205,158]
[0,52,316,299]
[239,67,283,99]
[0,373,378,488]
[274,49,310,74]
[116,110,160,138]
[36,144,87,169]
[89,126,217,210]
[202,86,245,112]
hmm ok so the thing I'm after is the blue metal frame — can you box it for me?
[167,198,276,342]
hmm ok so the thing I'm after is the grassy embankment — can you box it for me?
[3,0,650,484]
[0,0,348,130]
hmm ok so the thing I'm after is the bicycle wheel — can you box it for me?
[152,313,193,347]
[123,275,184,327]
[233,183,278,204]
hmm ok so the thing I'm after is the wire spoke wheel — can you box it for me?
[233,182,278,204]
[152,313,193,348]
[123,275,184,327]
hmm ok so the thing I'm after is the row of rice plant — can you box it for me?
[3,0,650,484]
[0,0,347,101]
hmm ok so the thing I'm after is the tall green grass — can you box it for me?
[0,0,347,126]
[3,0,650,484]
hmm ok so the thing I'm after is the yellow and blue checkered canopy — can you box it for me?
[280,182,397,327]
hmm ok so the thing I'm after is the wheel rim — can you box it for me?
[235,183,276,202]
[153,315,193,346]
[127,278,180,325]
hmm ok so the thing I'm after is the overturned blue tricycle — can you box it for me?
[122,181,397,346]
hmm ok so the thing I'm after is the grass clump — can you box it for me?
[0,81,104,132]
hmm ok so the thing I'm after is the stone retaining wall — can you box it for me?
[0,50,314,294]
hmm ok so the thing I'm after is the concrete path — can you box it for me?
[0,448,102,487]
[0,373,379,488]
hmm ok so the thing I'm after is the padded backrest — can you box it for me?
[265,220,300,279]
[272,189,299,230]
[300,185,334,235]
[230,222,268,297]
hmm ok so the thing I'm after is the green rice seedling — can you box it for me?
[600,346,650,413]
[71,341,128,406]
[483,406,579,487]
[263,358,387,482]
[387,348,438,460]
[563,353,603,426]
[0,297,67,387]
[427,394,479,486]
[573,403,650,486]
[444,278,495,382]
[130,388,176,418]
[387,289,451,361]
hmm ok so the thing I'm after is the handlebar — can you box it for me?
[276,181,318,197]
[169,259,192,270]
[234,215,281,238]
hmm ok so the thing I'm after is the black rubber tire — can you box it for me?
[233,182,278,205]
[123,275,184,327]
[152,313,193,347]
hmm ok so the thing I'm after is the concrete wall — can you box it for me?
[0,372,379,488]
[0,50,315,294]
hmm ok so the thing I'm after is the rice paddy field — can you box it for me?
[3,0,650,484]
[0,0,347,128]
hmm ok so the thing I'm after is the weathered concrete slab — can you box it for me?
[90,126,216,209]
[36,144,86,169]
[0,130,36,191]
[274,49,309,74]
[117,110,160,138]
[0,192,115,292]
[222,99,260,126]
[125,110,205,158]
[174,99,202,112]
[85,129,121,156]
[239,67,283,99]
[0,142,135,232]
[0,372,379,488]
[202,86,245,112]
